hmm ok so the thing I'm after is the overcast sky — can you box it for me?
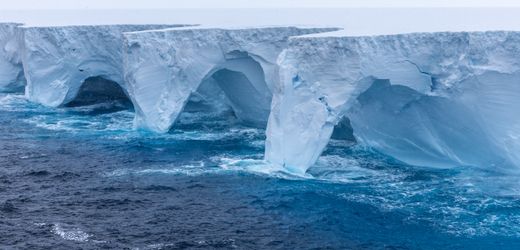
[2,0,520,9]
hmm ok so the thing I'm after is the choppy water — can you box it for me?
[1,92,520,249]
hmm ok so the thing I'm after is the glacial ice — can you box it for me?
[123,27,338,132]
[0,23,25,92]
[1,20,519,175]
[22,24,183,107]
[266,31,520,174]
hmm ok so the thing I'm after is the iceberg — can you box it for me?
[2,19,519,175]
[22,24,184,107]
[266,31,520,174]
[123,26,338,132]
[0,23,24,92]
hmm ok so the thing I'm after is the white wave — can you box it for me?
[103,155,308,180]
[167,131,230,141]
[306,153,406,184]
[22,111,134,133]
[215,156,317,180]
[134,243,176,250]
[102,161,223,177]
[104,151,387,183]
[23,116,77,132]
[19,153,48,159]
[0,93,30,110]
[168,127,263,141]
[217,157,269,172]
[51,223,91,242]
[248,140,265,149]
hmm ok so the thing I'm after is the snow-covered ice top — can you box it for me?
[266,31,520,174]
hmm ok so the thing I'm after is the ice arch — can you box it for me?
[266,31,520,174]
[123,27,338,133]
[128,49,273,132]
[21,24,183,107]
[177,51,272,129]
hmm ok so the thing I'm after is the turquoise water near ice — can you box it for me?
[1,92,520,249]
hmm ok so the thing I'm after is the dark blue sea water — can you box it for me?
[1,92,520,249]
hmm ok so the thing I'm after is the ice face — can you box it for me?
[3,21,519,175]
[0,23,25,92]
[21,24,184,107]
[266,31,520,174]
[456,71,520,169]
[123,27,339,133]
[348,79,503,169]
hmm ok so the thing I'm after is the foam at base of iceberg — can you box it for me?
[266,31,520,174]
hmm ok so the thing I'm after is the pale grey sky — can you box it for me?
[2,0,520,10]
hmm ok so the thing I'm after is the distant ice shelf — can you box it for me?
[1,21,519,174]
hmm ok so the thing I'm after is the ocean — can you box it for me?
[1,92,520,249]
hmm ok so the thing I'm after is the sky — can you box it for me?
[1,1,519,35]
[2,0,520,9]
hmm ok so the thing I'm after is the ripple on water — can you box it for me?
[102,161,223,178]
[3,92,520,248]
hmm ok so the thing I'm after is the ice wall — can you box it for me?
[22,24,183,107]
[123,27,338,132]
[0,23,25,92]
[6,21,519,175]
[267,31,520,174]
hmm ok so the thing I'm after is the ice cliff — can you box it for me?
[123,26,338,132]
[22,24,183,107]
[0,23,24,92]
[266,31,520,174]
[1,21,519,174]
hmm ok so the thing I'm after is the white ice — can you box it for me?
[1,8,520,174]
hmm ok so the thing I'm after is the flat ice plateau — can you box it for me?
[1,8,520,174]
